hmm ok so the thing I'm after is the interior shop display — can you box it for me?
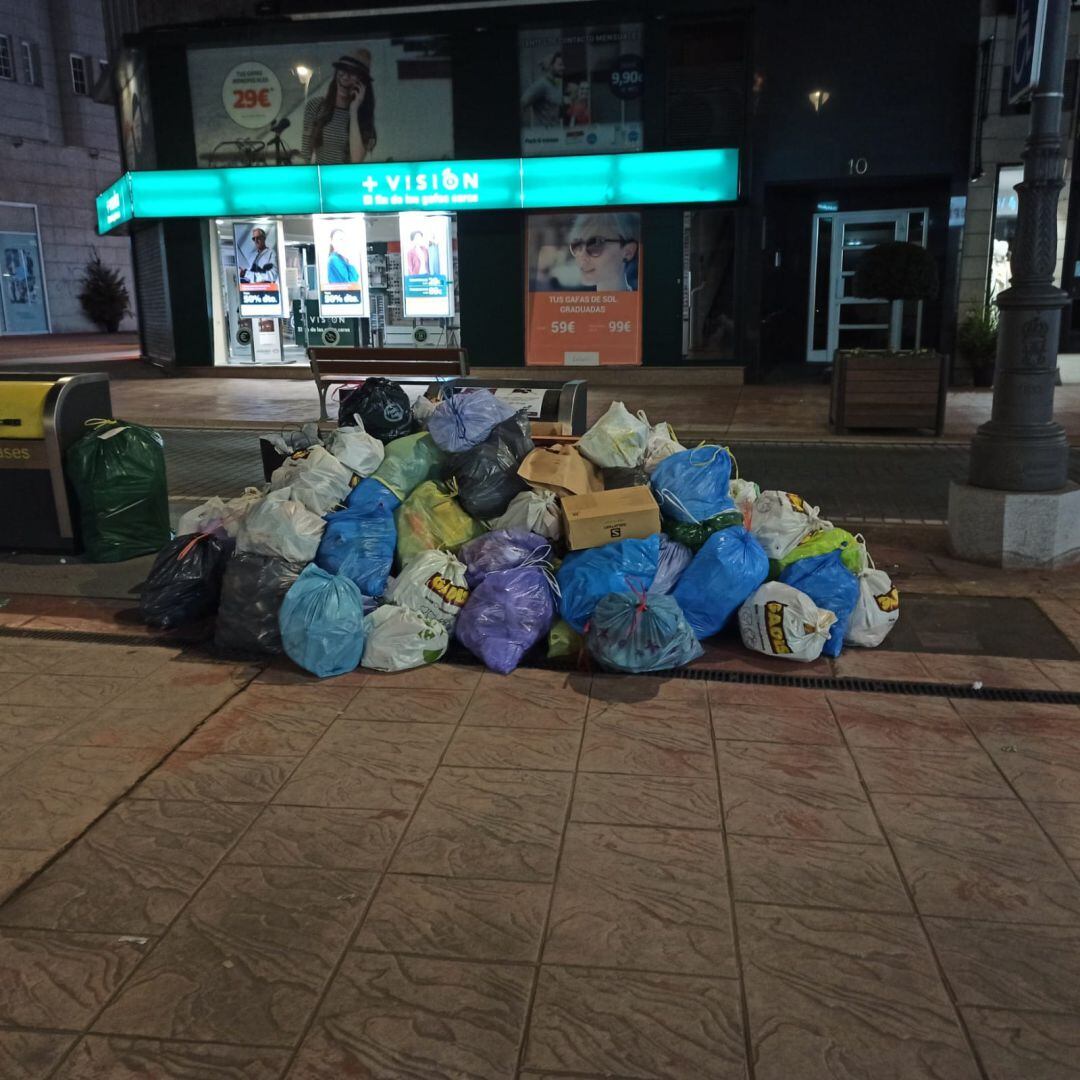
[138,389,898,677]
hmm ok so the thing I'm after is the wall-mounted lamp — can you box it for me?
[808,89,830,112]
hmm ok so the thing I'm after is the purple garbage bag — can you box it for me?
[649,535,693,596]
[428,389,518,454]
[459,529,552,589]
[455,564,556,674]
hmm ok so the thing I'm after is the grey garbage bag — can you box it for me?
[214,551,303,655]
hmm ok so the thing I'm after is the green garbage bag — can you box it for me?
[371,432,446,501]
[775,527,866,576]
[66,419,170,562]
[547,618,583,659]
[662,509,743,552]
[395,480,485,565]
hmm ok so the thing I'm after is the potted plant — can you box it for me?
[831,241,947,435]
[956,305,998,388]
[78,249,131,333]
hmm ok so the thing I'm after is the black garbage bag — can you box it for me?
[602,465,650,490]
[214,551,303,655]
[337,378,414,443]
[449,411,534,520]
[139,533,234,629]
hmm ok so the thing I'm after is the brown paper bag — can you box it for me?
[517,444,603,498]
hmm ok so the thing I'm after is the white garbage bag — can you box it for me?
[641,415,685,474]
[361,604,449,671]
[177,487,263,538]
[324,423,384,478]
[577,401,649,469]
[236,489,326,564]
[412,395,436,428]
[739,582,836,663]
[270,445,353,515]
[490,489,562,541]
[749,490,831,560]
[386,549,470,631]
[847,561,900,648]
[730,478,761,529]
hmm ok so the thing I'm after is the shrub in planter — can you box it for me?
[852,241,939,303]
[78,250,131,333]
[956,306,998,388]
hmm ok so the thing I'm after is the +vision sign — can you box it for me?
[95,149,739,234]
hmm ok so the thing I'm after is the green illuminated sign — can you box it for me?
[95,148,738,234]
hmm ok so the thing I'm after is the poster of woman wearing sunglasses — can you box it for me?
[526,211,642,365]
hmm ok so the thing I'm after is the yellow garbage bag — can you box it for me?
[395,480,486,565]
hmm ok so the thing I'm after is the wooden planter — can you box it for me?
[830,350,948,435]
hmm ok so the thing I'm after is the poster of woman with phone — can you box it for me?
[300,49,377,164]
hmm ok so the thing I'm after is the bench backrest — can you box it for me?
[309,347,467,379]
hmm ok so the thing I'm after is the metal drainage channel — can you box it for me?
[2,624,1076,707]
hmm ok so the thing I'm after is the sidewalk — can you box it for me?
[106,371,1080,442]
[0,583,1078,1078]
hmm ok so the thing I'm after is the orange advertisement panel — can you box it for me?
[525,211,642,366]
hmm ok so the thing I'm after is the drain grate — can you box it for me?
[3,625,1077,705]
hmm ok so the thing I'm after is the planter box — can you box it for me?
[830,350,948,435]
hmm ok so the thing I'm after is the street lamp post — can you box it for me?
[968,0,1070,491]
[949,0,1080,567]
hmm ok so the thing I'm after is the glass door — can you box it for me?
[806,208,928,363]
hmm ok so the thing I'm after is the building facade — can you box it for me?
[104,0,983,375]
[0,0,136,335]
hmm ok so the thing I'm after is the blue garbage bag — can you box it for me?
[780,549,859,658]
[428,389,518,454]
[279,564,366,678]
[651,445,735,524]
[557,534,660,632]
[346,476,401,514]
[315,497,397,598]
[649,535,693,595]
[672,526,769,639]
[587,592,703,673]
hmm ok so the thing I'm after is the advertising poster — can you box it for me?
[117,48,156,171]
[0,232,48,334]
[188,37,453,167]
[525,211,642,366]
[519,24,643,157]
[233,221,286,318]
[399,212,454,318]
[313,215,369,316]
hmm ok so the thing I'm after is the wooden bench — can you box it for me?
[308,346,468,422]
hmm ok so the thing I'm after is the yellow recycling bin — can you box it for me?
[0,373,112,552]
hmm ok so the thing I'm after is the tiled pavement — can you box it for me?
[0,639,1079,1078]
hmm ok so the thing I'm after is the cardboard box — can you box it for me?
[561,485,661,550]
[518,444,602,498]
[529,421,578,449]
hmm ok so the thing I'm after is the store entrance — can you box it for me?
[805,208,928,363]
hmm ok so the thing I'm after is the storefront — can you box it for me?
[97,149,740,368]
[106,0,976,376]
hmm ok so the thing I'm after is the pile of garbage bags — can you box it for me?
[137,388,900,679]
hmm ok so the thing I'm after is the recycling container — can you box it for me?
[0,372,112,552]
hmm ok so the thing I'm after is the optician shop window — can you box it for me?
[209,212,460,366]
